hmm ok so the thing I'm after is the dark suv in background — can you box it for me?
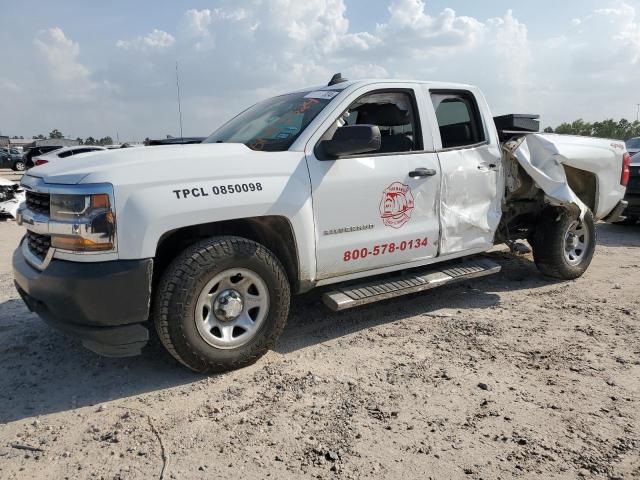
[0,147,25,171]
[618,151,640,225]
[626,137,640,157]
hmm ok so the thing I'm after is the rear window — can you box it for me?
[431,92,485,149]
[58,150,73,158]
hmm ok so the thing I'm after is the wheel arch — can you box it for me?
[153,215,302,293]
[563,165,597,213]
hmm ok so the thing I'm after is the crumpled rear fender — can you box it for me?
[509,133,626,220]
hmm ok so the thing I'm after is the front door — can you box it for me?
[306,87,441,280]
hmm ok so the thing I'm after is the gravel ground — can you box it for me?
[0,168,23,183]
[0,215,639,480]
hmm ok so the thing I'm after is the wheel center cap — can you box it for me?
[566,233,578,249]
[213,289,244,321]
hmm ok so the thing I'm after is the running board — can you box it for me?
[322,258,501,311]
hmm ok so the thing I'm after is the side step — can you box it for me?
[322,258,501,311]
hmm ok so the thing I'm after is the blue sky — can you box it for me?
[1,0,639,141]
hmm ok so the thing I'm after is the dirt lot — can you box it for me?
[0,168,23,183]
[0,211,639,479]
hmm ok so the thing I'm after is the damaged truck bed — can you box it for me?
[499,129,629,244]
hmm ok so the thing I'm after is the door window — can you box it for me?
[431,92,485,148]
[323,91,421,156]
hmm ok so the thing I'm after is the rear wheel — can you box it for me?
[531,208,596,280]
[154,236,290,373]
[12,161,25,171]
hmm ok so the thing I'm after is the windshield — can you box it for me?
[203,90,340,151]
[626,138,640,149]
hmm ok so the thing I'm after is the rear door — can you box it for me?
[305,84,442,280]
[427,89,503,255]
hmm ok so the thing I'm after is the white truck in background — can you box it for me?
[13,74,629,372]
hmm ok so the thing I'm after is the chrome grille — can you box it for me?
[26,231,51,260]
[25,191,50,215]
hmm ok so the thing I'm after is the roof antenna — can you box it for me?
[175,61,184,141]
[328,72,348,86]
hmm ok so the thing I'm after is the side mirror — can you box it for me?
[321,125,381,158]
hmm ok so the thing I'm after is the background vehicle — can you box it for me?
[625,137,640,157]
[0,147,26,171]
[617,151,640,225]
[32,145,107,166]
[13,76,628,373]
[24,145,65,169]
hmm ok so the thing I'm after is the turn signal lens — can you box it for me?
[90,193,110,209]
[51,235,114,252]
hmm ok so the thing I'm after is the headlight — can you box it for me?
[49,193,116,252]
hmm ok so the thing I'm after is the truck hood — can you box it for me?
[27,144,281,185]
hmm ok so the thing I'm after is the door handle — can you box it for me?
[408,168,437,178]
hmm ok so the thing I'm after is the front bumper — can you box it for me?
[13,242,153,357]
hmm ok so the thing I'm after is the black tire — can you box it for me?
[153,236,290,373]
[531,208,596,280]
[12,161,26,172]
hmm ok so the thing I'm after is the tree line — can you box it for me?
[38,128,113,145]
[543,119,640,141]
[23,129,115,146]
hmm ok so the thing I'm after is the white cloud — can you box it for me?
[568,3,640,72]
[487,10,531,100]
[346,63,390,79]
[520,2,640,127]
[184,9,214,36]
[117,29,175,51]
[34,27,96,100]
[0,78,21,92]
[380,0,485,53]
[4,0,639,139]
[181,8,247,50]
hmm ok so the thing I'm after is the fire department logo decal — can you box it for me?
[380,182,414,228]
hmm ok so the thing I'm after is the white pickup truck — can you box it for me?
[13,75,630,372]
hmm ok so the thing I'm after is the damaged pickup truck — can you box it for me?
[13,75,629,372]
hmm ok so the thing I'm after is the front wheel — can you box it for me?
[531,208,596,280]
[154,236,290,373]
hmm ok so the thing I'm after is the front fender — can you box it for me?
[112,154,317,285]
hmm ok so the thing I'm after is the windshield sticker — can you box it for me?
[296,99,319,113]
[304,91,339,100]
